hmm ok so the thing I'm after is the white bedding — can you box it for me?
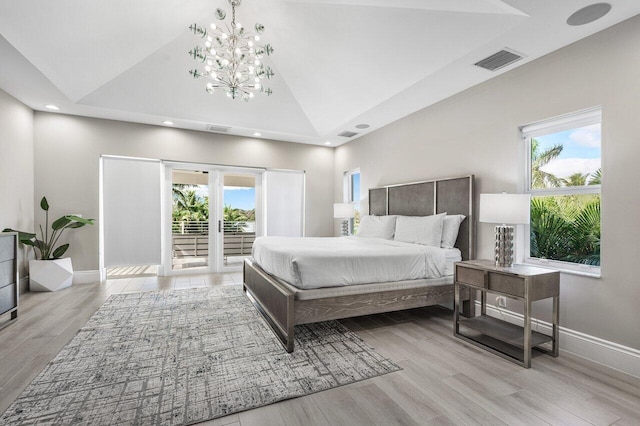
[444,247,463,276]
[252,236,460,290]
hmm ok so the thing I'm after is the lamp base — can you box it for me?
[341,220,349,237]
[494,225,514,267]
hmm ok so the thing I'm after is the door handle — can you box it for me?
[218,220,222,233]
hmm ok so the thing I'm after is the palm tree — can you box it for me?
[530,196,600,266]
[530,197,572,260]
[528,140,601,266]
[565,199,600,265]
[174,190,208,219]
[589,168,602,185]
[172,188,209,233]
[562,172,589,187]
[223,205,249,233]
[531,139,563,189]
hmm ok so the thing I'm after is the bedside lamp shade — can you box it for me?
[333,203,355,219]
[479,193,530,225]
[479,193,531,267]
[334,203,355,236]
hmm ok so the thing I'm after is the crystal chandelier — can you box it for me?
[188,0,275,101]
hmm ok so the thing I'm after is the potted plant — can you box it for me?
[3,197,94,292]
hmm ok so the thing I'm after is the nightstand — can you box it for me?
[453,260,559,368]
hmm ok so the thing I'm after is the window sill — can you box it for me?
[523,259,601,279]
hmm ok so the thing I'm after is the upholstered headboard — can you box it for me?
[368,175,475,260]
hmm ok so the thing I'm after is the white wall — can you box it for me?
[33,114,334,271]
[334,16,640,350]
[0,89,34,280]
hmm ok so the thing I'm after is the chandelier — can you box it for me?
[188,0,275,101]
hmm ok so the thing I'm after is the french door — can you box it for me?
[163,162,263,275]
[100,157,303,279]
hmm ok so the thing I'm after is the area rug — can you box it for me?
[1,286,400,425]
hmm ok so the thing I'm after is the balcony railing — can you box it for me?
[171,220,256,234]
[172,221,255,262]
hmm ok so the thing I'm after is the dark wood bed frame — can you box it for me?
[243,175,476,352]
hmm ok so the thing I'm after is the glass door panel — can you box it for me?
[171,169,210,271]
[222,173,257,268]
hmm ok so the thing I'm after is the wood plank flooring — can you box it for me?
[1,272,639,425]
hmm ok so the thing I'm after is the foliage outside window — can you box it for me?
[344,169,361,234]
[172,185,255,234]
[172,185,209,234]
[522,108,601,274]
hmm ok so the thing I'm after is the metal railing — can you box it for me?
[172,220,256,260]
[171,220,255,234]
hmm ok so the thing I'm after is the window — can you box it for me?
[521,108,601,275]
[344,169,361,234]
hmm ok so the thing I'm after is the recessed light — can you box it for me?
[44,104,59,110]
[567,3,611,26]
[324,141,332,145]
[162,120,174,126]
[253,132,262,137]
[355,123,370,129]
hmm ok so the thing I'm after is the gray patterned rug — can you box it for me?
[1,286,400,425]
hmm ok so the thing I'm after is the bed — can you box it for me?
[243,175,476,352]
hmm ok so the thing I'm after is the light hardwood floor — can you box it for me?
[1,273,639,426]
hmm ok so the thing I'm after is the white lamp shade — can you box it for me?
[479,193,531,225]
[333,203,355,219]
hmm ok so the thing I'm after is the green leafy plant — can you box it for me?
[170,186,256,235]
[3,197,94,260]
[528,138,601,266]
[223,205,248,233]
[171,187,209,234]
[530,195,600,266]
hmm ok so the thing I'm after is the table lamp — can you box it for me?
[333,203,355,236]
[479,193,531,267]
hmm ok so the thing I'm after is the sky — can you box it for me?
[190,186,255,210]
[351,173,360,202]
[224,187,255,210]
[537,123,601,179]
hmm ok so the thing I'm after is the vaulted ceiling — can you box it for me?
[1,0,638,146]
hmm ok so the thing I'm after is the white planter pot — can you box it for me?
[29,258,74,292]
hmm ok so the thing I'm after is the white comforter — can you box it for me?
[251,236,448,290]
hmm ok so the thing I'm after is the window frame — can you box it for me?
[521,107,602,277]
[343,168,360,234]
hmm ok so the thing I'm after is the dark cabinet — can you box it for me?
[0,232,18,328]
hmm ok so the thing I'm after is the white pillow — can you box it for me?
[394,213,446,247]
[356,215,397,239]
[441,215,466,249]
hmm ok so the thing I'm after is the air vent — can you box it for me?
[474,49,523,72]
[338,131,358,138]
[204,124,231,133]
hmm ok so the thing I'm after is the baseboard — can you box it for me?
[73,270,101,285]
[475,301,640,379]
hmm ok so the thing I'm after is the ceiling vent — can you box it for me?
[474,49,523,72]
[338,131,358,138]
[204,124,231,133]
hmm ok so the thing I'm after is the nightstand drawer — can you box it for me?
[488,273,524,298]
[456,265,486,288]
